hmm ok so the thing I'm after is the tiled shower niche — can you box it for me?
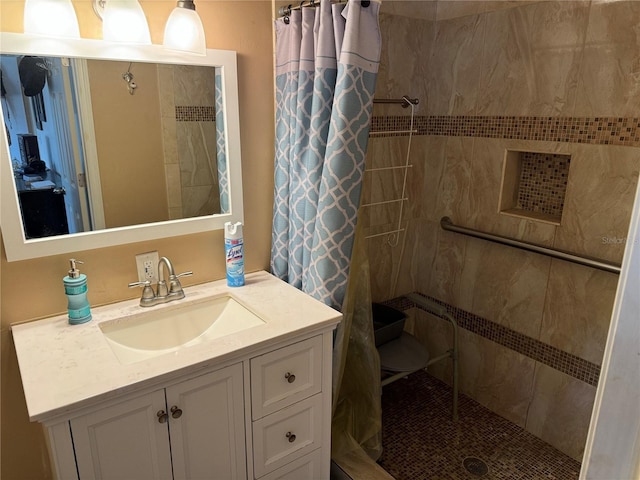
[499,150,571,224]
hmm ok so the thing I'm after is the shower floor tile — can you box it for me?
[379,370,581,479]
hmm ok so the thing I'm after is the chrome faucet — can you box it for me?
[128,256,193,307]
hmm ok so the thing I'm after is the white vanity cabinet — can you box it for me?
[60,363,246,480]
[43,333,333,480]
[12,273,341,480]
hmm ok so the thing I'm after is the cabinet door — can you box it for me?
[167,363,247,480]
[70,390,172,480]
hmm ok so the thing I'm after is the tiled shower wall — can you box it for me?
[158,65,220,220]
[363,0,640,461]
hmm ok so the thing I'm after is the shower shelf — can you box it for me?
[363,95,419,244]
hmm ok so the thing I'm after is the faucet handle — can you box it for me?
[168,271,193,295]
[128,280,155,301]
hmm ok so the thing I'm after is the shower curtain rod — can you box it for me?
[440,216,621,274]
[278,0,370,18]
[374,95,419,108]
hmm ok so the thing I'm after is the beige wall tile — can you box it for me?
[380,1,437,21]
[541,261,618,365]
[435,1,488,22]
[574,0,640,117]
[377,12,434,116]
[554,144,640,264]
[458,329,536,427]
[426,136,475,223]
[526,363,597,461]
[465,138,559,245]
[427,13,486,115]
[164,163,182,209]
[476,1,589,116]
[427,227,466,305]
[462,138,555,244]
[458,238,550,337]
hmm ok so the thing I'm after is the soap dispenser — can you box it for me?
[64,259,92,325]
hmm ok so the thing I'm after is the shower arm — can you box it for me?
[373,96,419,108]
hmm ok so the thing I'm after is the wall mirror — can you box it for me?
[0,33,244,262]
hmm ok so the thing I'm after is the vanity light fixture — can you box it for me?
[163,0,207,56]
[92,0,152,45]
[23,0,80,39]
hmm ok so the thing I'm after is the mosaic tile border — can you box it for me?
[370,115,640,147]
[382,293,600,387]
[175,105,216,122]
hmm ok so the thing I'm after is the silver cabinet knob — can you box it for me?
[157,410,168,423]
[170,405,183,419]
[285,372,296,383]
[286,431,296,443]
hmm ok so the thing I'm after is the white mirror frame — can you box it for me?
[0,32,244,262]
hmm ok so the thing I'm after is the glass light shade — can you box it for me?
[102,0,151,45]
[24,0,80,39]
[163,7,206,55]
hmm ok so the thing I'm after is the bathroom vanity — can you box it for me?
[11,271,341,480]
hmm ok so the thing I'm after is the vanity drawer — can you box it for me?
[251,335,322,419]
[257,448,324,480]
[252,394,323,478]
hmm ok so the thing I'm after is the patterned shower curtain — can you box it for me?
[270,0,381,310]
[215,70,229,213]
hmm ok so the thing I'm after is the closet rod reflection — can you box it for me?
[440,217,621,274]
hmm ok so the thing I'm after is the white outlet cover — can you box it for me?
[135,251,159,284]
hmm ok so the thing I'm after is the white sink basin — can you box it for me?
[100,295,266,364]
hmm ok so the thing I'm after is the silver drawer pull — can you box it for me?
[157,410,168,423]
[284,372,296,383]
[286,431,296,443]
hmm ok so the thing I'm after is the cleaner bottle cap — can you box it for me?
[68,259,84,279]
[224,222,243,238]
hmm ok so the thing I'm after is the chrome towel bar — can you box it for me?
[440,217,621,274]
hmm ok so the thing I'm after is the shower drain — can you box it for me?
[463,457,489,476]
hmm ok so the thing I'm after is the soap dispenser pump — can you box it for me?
[64,259,92,325]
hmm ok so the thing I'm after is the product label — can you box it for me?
[225,238,245,287]
[65,283,87,295]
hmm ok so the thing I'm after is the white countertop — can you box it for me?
[11,271,342,423]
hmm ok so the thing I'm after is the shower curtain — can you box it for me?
[215,70,229,213]
[270,0,384,468]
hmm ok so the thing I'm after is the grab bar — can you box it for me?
[440,217,621,274]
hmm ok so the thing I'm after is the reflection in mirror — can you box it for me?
[0,33,243,262]
[1,55,229,238]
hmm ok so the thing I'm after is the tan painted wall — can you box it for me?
[87,59,169,228]
[0,1,275,478]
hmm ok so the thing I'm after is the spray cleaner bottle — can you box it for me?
[224,222,245,287]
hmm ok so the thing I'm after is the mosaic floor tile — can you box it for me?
[379,370,581,480]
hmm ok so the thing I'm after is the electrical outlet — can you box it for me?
[135,251,159,284]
